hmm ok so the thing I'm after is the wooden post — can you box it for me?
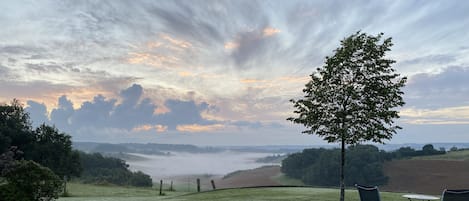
[63,176,67,195]
[211,179,216,190]
[170,181,173,191]
[196,178,201,192]
[159,180,163,195]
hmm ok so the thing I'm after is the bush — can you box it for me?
[1,160,62,201]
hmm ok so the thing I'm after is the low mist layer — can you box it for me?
[126,151,279,180]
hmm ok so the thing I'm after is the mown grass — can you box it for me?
[58,182,185,201]
[168,187,404,201]
[271,173,305,186]
[412,149,469,161]
[58,183,406,201]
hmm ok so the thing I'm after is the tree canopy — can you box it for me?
[282,145,388,187]
[0,100,34,154]
[288,31,406,201]
[27,124,82,179]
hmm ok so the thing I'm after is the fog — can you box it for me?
[126,151,279,180]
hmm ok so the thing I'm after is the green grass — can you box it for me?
[168,187,405,201]
[58,183,406,201]
[412,149,469,161]
[58,182,185,201]
[271,173,305,186]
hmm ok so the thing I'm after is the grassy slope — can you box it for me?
[59,183,405,201]
[412,149,469,161]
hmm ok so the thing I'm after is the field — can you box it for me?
[58,183,405,201]
[412,149,469,161]
[382,159,469,194]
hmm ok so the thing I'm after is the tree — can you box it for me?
[1,100,81,196]
[0,100,34,154]
[27,124,82,179]
[288,31,406,201]
[281,145,388,187]
[78,152,152,187]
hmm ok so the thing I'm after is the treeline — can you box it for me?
[79,152,152,187]
[73,141,222,155]
[0,100,152,200]
[391,144,445,159]
[281,144,445,187]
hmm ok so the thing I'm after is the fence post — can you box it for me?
[159,180,163,195]
[63,176,67,195]
[211,179,216,190]
[197,178,201,192]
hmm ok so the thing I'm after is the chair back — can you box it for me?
[356,184,381,201]
[441,189,469,201]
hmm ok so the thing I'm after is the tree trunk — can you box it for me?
[340,139,345,201]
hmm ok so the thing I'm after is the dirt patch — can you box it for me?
[215,166,281,188]
[382,160,469,195]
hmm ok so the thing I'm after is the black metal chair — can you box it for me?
[356,184,381,201]
[441,189,469,201]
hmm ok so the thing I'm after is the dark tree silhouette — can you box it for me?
[288,31,406,201]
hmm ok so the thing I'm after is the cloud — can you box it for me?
[25,101,50,127]
[400,54,457,66]
[147,1,225,46]
[133,124,167,133]
[0,65,13,79]
[3,0,469,144]
[262,27,281,37]
[27,84,223,140]
[399,66,469,126]
[26,63,67,74]
[224,42,239,50]
[404,66,469,108]
[230,28,281,68]
[176,124,225,133]
[0,45,45,55]
[156,99,214,130]
[50,95,75,130]
[401,106,469,125]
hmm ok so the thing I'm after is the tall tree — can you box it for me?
[28,124,82,179]
[0,100,34,154]
[288,31,406,201]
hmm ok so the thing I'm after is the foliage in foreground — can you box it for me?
[1,160,62,201]
[1,101,72,200]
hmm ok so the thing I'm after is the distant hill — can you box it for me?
[72,141,469,156]
[72,142,223,155]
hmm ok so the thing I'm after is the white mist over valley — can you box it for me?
[126,151,279,180]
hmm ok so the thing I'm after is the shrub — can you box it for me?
[1,160,62,201]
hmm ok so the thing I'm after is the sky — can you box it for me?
[1,0,469,146]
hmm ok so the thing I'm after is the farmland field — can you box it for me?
[412,149,469,161]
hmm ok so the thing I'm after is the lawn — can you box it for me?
[58,182,185,201]
[169,187,404,201]
[58,183,406,201]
